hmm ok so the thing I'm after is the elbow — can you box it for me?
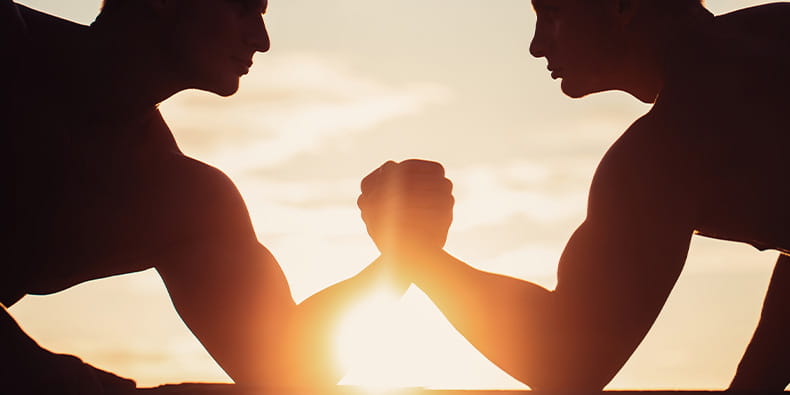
[229,359,340,390]
[514,310,636,390]
[507,341,624,391]
[523,368,610,392]
[515,359,616,391]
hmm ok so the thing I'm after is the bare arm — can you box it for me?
[155,163,401,388]
[408,215,693,389]
[367,115,699,390]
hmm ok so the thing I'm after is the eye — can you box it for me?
[537,6,559,18]
[532,1,560,19]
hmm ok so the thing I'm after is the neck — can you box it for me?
[619,56,664,104]
[620,6,715,104]
[77,21,186,124]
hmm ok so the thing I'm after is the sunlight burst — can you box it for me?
[335,287,415,389]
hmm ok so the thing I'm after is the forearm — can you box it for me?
[730,254,790,390]
[406,250,623,390]
[277,258,405,387]
[404,251,560,385]
[161,238,401,388]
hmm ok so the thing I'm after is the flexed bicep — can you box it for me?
[551,215,693,386]
[548,113,699,387]
[151,159,298,385]
[157,238,297,383]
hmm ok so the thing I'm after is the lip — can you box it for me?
[231,57,253,75]
[548,65,563,80]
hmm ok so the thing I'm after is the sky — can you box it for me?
[9,0,785,390]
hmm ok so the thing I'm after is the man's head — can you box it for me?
[95,0,270,97]
[529,0,707,102]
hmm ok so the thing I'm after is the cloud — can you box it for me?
[228,157,589,246]
[161,52,451,172]
[449,161,589,231]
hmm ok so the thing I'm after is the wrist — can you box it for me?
[384,248,454,287]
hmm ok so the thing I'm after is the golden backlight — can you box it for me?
[9,1,784,391]
[333,284,527,390]
[335,287,413,389]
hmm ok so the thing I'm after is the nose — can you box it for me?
[247,14,270,53]
[529,22,547,58]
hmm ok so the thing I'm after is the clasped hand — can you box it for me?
[358,159,454,280]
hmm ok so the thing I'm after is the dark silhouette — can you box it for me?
[358,1,790,391]
[1,0,405,392]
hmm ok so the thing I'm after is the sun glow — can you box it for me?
[335,286,417,390]
[333,285,527,390]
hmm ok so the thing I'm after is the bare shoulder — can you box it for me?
[707,3,790,75]
[152,156,294,315]
[717,2,790,47]
[155,154,258,249]
[1,1,29,79]
[554,111,701,382]
[12,2,86,41]
[557,106,699,302]
[165,155,241,196]
[3,3,89,92]
[1,1,23,31]
[588,105,700,225]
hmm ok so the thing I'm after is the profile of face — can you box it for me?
[529,0,628,98]
[163,0,270,96]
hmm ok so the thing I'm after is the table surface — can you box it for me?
[137,383,788,395]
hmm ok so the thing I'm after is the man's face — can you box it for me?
[529,0,626,98]
[165,0,270,96]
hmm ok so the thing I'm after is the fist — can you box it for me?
[357,159,454,256]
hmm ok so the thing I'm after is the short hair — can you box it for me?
[592,0,704,13]
[97,0,263,19]
[99,0,125,14]
[94,0,130,23]
[649,0,705,13]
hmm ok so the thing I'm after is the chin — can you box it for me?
[560,83,588,99]
[560,78,612,99]
[211,82,241,97]
[200,76,242,97]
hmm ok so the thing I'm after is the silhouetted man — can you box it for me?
[1,0,401,392]
[358,1,790,391]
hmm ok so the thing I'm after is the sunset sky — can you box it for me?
[10,0,784,390]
